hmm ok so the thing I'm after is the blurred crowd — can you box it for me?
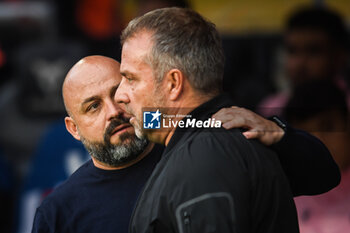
[0,0,349,233]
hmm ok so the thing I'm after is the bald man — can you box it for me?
[31,56,339,233]
[62,56,153,169]
[31,56,162,233]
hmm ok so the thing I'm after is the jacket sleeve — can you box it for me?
[31,208,52,233]
[271,126,341,196]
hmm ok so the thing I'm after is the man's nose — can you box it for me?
[115,78,130,105]
[106,100,124,121]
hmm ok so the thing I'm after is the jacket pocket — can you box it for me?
[175,192,236,233]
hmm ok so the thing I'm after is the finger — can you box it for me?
[212,107,234,119]
[243,130,260,139]
[213,111,238,124]
[215,114,234,124]
[222,117,247,129]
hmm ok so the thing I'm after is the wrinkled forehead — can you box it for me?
[65,62,121,112]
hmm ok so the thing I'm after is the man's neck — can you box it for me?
[92,142,155,170]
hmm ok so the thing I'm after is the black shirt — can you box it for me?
[130,94,300,233]
[31,144,163,233]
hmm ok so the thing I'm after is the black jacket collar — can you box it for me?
[164,93,235,154]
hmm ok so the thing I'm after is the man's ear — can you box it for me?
[164,69,184,101]
[65,116,81,141]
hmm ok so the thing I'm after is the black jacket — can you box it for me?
[130,94,300,233]
[271,126,340,196]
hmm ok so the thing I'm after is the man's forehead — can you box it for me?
[287,30,331,42]
[63,55,121,114]
[121,40,153,75]
[68,65,120,89]
[121,31,153,60]
[77,74,119,97]
[65,63,120,103]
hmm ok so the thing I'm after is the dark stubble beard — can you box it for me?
[80,116,149,167]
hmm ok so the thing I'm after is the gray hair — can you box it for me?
[121,7,225,94]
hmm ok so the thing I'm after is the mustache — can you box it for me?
[104,115,131,143]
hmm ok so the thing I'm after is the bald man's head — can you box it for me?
[63,55,121,117]
[62,55,148,168]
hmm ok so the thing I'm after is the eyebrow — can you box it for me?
[120,71,128,77]
[120,70,136,78]
[81,96,100,110]
[80,83,120,112]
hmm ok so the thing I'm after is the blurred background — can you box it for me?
[0,0,349,232]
